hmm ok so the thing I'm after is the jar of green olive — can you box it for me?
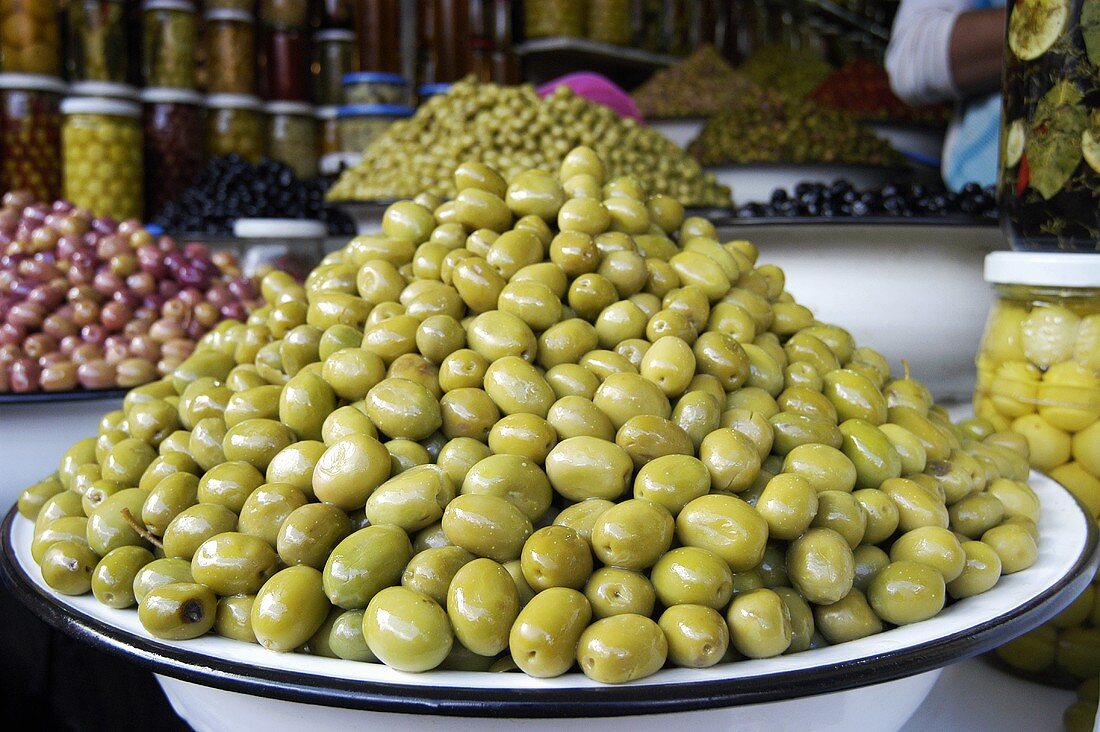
[0,73,65,202]
[336,104,413,153]
[142,0,197,89]
[65,0,130,83]
[265,101,317,178]
[314,29,355,105]
[0,0,61,75]
[205,9,256,95]
[206,93,264,161]
[61,96,143,220]
[977,252,1100,684]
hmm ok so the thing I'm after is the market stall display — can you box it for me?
[60,97,144,221]
[807,58,951,125]
[738,45,834,100]
[141,0,198,90]
[631,45,776,120]
[734,181,998,219]
[141,88,205,219]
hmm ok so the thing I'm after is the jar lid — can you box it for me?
[206,93,263,111]
[61,96,142,118]
[320,152,363,175]
[264,100,315,116]
[984,251,1100,288]
[418,83,452,97]
[204,8,253,22]
[0,73,67,94]
[143,0,195,12]
[233,218,328,238]
[316,105,341,119]
[68,81,140,100]
[342,72,408,86]
[141,87,204,106]
[336,104,415,118]
[315,29,356,42]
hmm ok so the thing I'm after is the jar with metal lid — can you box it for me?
[336,104,413,153]
[141,87,205,217]
[975,252,1100,685]
[142,0,197,89]
[315,29,356,105]
[317,0,353,29]
[417,82,451,102]
[316,105,340,156]
[61,96,143,220]
[266,101,317,178]
[205,9,256,95]
[0,74,64,202]
[997,0,1099,252]
[233,217,327,280]
[524,0,585,39]
[0,1,60,75]
[65,0,130,83]
[587,0,631,45]
[206,93,264,161]
[342,72,409,105]
[261,0,308,27]
[67,81,140,102]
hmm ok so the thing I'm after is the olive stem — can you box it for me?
[121,508,163,551]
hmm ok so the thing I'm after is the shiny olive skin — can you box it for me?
[323,525,412,609]
[726,588,792,659]
[366,465,456,533]
[197,460,264,514]
[839,419,902,489]
[92,546,155,609]
[40,540,99,595]
[238,483,309,546]
[18,474,65,521]
[441,493,533,563]
[813,589,883,644]
[545,436,633,502]
[584,567,656,619]
[138,582,217,640]
[553,498,615,543]
[756,473,818,541]
[774,587,815,653]
[676,494,768,571]
[853,488,901,545]
[867,560,946,625]
[252,566,331,652]
[981,523,1038,574]
[402,546,475,605]
[787,528,855,605]
[659,604,730,668]
[520,525,593,591]
[326,609,376,661]
[577,614,668,683]
[133,558,194,604]
[312,434,392,511]
[633,454,711,516]
[364,378,442,441]
[86,488,150,556]
[364,586,453,672]
[191,532,279,596]
[946,540,1003,599]
[880,477,949,532]
[277,503,354,569]
[510,587,592,678]
[447,558,520,656]
[222,418,296,472]
[215,595,257,643]
[699,428,761,493]
[590,499,673,571]
[810,490,867,549]
[266,440,326,497]
[651,546,734,609]
[890,527,965,582]
[781,443,858,493]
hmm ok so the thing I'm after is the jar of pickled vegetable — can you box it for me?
[266,101,317,177]
[0,74,64,202]
[142,0,197,89]
[524,0,585,38]
[342,72,409,105]
[0,0,60,75]
[997,0,1100,252]
[316,105,340,155]
[315,29,356,105]
[141,87,205,217]
[66,0,130,83]
[61,96,143,220]
[205,9,255,95]
[336,103,413,153]
[206,93,264,161]
[587,0,631,45]
[976,252,1100,685]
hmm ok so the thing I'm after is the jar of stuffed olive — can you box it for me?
[0,0,60,75]
[0,74,64,202]
[315,29,356,105]
[141,87,205,217]
[997,0,1100,251]
[142,0,197,89]
[266,101,317,177]
[61,96,143,220]
[65,0,130,83]
[207,93,264,161]
[205,9,256,95]
[976,252,1100,684]
[317,105,340,155]
[586,0,631,45]
[524,0,585,38]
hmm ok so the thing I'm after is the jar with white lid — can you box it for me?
[142,0,198,89]
[207,93,264,161]
[265,100,317,178]
[233,217,326,280]
[141,87,205,217]
[205,9,256,95]
[61,96,144,220]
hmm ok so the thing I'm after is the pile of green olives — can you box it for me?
[21,146,1042,685]
[326,78,732,208]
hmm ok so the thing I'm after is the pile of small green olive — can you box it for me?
[20,146,1041,684]
[327,78,732,208]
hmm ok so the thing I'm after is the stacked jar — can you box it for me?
[0,1,60,75]
[265,101,317,178]
[141,88,205,217]
[0,74,65,202]
[524,0,585,38]
[142,0,197,89]
[315,29,356,105]
[317,105,341,156]
[336,104,413,154]
[61,96,143,220]
[65,0,130,83]
[207,93,264,161]
[261,0,309,101]
[205,8,256,95]
[342,72,409,105]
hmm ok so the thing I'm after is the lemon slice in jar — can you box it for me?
[1008,0,1070,60]
[1005,119,1026,167]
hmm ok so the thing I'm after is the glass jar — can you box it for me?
[997,0,1100,252]
[65,0,130,83]
[262,26,309,101]
[587,0,631,45]
[266,101,317,178]
[206,1,254,10]
[317,0,353,29]
[336,104,413,153]
[206,93,264,161]
[314,29,355,105]
[975,252,1100,685]
[417,83,451,102]
[261,0,308,27]
[342,72,408,105]
[233,218,327,280]
[205,9,255,95]
[525,0,585,39]
[67,81,140,102]
[0,74,65,202]
[142,0,197,89]
[355,0,402,74]
[61,96,143,220]
[0,1,60,75]
[141,87,205,217]
[317,105,340,156]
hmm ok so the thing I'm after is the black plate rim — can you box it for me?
[0,388,129,405]
[1,502,1095,719]
[703,161,913,175]
[712,215,999,229]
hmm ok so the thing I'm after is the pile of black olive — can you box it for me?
[735,181,998,220]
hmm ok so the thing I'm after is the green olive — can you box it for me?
[509,587,592,678]
[364,586,453,672]
[251,566,331,652]
[813,588,883,644]
[323,525,412,609]
[138,582,217,640]
[676,493,768,571]
[867,560,946,625]
[446,557,520,656]
[787,527,855,605]
[726,588,792,658]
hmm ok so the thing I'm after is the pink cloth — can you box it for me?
[537,73,643,122]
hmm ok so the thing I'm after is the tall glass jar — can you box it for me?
[261,0,308,26]
[266,101,317,178]
[65,0,130,83]
[316,105,341,156]
[976,252,1100,685]
[524,0,585,38]
[0,74,64,202]
[0,1,60,75]
[355,0,402,73]
[205,9,256,95]
[142,0,197,89]
[317,0,354,29]
[142,87,205,217]
[61,96,143,220]
[206,93,264,161]
[997,0,1100,252]
[315,29,356,105]
[261,2,309,102]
